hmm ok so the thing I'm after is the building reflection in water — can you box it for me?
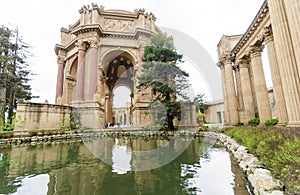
[0,136,250,195]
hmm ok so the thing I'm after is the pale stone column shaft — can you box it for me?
[268,0,300,126]
[88,40,98,100]
[219,63,230,125]
[75,42,86,100]
[234,66,244,110]
[105,95,113,123]
[223,56,239,125]
[249,45,271,123]
[283,0,300,78]
[55,58,65,103]
[264,28,288,124]
[239,59,255,123]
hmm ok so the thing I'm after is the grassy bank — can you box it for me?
[224,127,300,194]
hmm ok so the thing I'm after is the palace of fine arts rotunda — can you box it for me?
[15,3,197,131]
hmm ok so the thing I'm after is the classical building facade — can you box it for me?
[217,0,300,126]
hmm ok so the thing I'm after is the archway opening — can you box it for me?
[103,53,135,127]
[113,86,132,127]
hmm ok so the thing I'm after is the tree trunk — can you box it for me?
[7,29,18,125]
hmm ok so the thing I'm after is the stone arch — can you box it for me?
[100,48,138,67]
[100,50,136,125]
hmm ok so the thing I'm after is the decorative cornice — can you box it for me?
[232,0,269,55]
[72,24,103,36]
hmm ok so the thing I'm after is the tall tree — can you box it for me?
[0,26,36,130]
[193,93,208,113]
[138,33,189,130]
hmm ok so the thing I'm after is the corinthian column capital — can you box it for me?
[249,45,264,58]
[236,58,250,69]
[57,56,66,64]
[221,54,233,65]
[264,26,274,43]
[89,38,99,48]
[76,40,88,50]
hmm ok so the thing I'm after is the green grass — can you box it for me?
[224,127,300,194]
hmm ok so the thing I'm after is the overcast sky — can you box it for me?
[0,0,266,104]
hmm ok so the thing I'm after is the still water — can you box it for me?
[0,136,251,195]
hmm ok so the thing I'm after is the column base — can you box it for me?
[287,121,300,127]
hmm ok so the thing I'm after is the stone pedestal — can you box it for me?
[72,100,104,129]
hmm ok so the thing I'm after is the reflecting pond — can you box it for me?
[0,136,251,194]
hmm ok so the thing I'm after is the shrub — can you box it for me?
[264,118,278,126]
[0,131,14,138]
[235,122,244,126]
[198,125,208,131]
[247,118,260,126]
[28,130,39,136]
[225,127,300,194]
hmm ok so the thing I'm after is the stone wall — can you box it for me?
[205,100,225,124]
[14,102,72,132]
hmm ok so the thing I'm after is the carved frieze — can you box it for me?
[103,18,135,33]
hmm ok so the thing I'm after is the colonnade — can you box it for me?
[218,0,300,126]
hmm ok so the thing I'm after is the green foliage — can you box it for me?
[150,33,174,50]
[196,111,205,119]
[198,125,208,131]
[59,118,72,132]
[234,122,244,126]
[247,118,260,126]
[264,118,278,126]
[138,33,189,130]
[0,25,38,129]
[225,127,300,194]
[193,93,208,113]
[0,131,13,138]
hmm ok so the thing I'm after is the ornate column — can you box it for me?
[55,57,65,104]
[283,0,300,77]
[75,41,86,101]
[87,39,99,100]
[249,45,271,123]
[105,94,113,123]
[218,63,230,125]
[238,58,255,122]
[264,26,288,124]
[268,0,300,126]
[223,55,239,125]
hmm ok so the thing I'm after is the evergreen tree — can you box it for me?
[193,93,208,113]
[0,25,37,130]
[138,33,189,130]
